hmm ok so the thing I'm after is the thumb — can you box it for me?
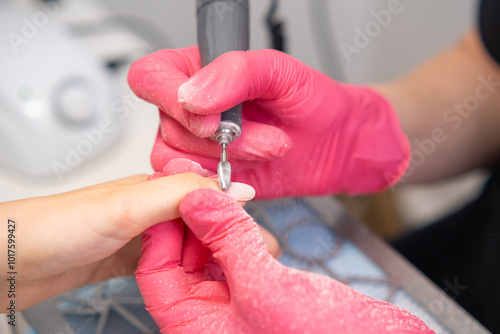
[179,189,275,288]
[178,49,303,119]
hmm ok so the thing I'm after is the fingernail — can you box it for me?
[225,182,256,201]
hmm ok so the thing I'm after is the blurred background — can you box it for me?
[0,0,488,333]
[0,0,484,236]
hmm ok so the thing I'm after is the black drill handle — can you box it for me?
[196,0,249,129]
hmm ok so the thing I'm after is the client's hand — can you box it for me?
[0,162,278,311]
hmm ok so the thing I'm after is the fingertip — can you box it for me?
[258,225,282,259]
[178,79,209,114]
[127,58,144,93]
[178,80,196,109]
[127,51,166,99]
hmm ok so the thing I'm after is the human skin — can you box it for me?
[373,30,500,184]
[0,172,279,310]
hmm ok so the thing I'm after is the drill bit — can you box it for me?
[217,143,231,190]
[213,121,240,191]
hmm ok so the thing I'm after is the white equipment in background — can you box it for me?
[0,2,123,180]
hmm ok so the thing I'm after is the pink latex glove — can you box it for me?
[136,164,433,333]
[128,46,410,198]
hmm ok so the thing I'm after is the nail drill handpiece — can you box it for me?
[196,0,249,190]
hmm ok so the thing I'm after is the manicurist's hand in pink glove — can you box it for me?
[128,46,410,198]
[136,160,434,333]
